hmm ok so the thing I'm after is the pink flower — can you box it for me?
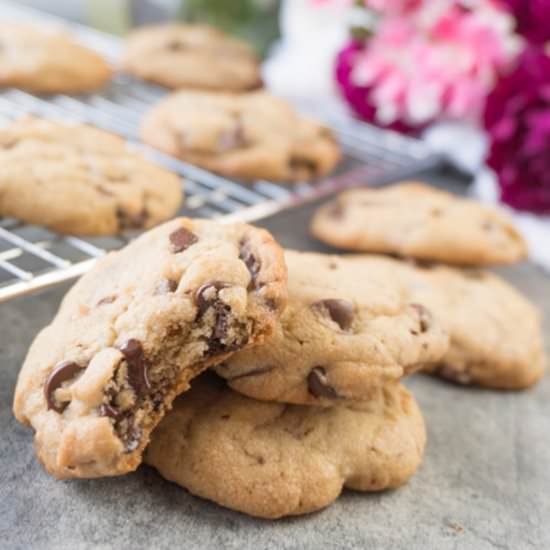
[484,47,550,213]
[310,0,423,13]
[335,1,519,131]
[500,0,550,44]
[336,41,420,133]
[366,0,424,13]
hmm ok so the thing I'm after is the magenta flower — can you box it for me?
[484,47,550,213]
[501,0,550,44]
[335,41,419,133]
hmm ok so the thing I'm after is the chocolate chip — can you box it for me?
[125,426,142,452]
[410,303,432,333]
[405,258,436,270]
[1,138,17,149]
[327,202,344,219]
[118,339,151,397]
[313,299,354,331]
[95,185,114,197]
[155,279,178,294]
[99,403,119,419]
[117,207,148,230]
[218,123,246,152]
[289,156,317,176]
[307,367,337,399]
[195,281,232,318]
[44,361,86,413]
[169,227,198,253]
[434,364,472,385]
[97,295,116,306]
[239,238,261,289]
[248,76,264,90]
[463,270,486,280]
[166,40,184,51]
[195,282,248,355]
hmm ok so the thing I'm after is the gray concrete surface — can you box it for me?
[1,174,549,550]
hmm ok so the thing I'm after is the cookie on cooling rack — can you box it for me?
[145,374,426,519]
[122,24,261,92]
[0,23,111,94]
[311,182,527,266]
[0,118,183,236]
[140,90,341,182]
[13,217,288,479]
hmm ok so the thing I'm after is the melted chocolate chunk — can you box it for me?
[117,207,148,230]
[125,426,142,452]
[95,185,114,197]
[307,367,337,399]
[97,295,116,306]
[218,123,246,152]
[463,270,486,280]
[118,339,151,396]
[169,226,198,253]
[44,361,86,413]
[166,40,185,51]
[195,282,247,355]
[155,278,178,294]
[327,202,344,219]
[99,403,119,419]
[195,281,232,318]
[289,156,317,176]
[410,303,432,333]
[239,239,261,289]
[313,299,354,331]
[1,138,17,150]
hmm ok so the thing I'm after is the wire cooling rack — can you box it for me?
[0,1,442,303]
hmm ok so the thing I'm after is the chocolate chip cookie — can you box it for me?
[13,218,287,479]
[408,264,547,389]
[122,24,261,91]
[216,251,448,405]
[140,90,341,182]
[145,374,426,519]
[311,182,527,266]
[0,118,183,235]
[0,23,111,93]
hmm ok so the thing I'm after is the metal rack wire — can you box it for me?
[0,1,442,302]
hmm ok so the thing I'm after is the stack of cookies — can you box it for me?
[5,18,547,522]
[11,217,440,518]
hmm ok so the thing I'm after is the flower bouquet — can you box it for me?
[325,0,550,214]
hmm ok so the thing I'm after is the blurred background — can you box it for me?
[9,0,550,271]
